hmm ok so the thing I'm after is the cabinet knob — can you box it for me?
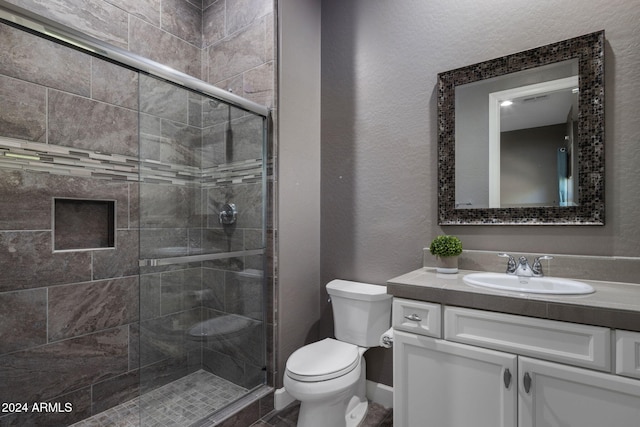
[503,368,512,388]
[404,313,422,322]
[523,372,532,393]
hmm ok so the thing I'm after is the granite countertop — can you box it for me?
[387,268,640,333]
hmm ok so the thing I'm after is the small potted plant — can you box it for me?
[429,235,463,273]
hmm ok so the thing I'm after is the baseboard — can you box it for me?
[365,380,393,409]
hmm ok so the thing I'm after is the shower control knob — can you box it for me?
[219,203,238,225]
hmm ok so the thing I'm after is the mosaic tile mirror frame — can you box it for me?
[437,31,604,225]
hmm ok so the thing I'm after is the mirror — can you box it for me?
[437,31,604,225]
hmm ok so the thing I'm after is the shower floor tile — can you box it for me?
[71,370,247,427]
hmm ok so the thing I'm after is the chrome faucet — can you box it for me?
[498,253,553,277]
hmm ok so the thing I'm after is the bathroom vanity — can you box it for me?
[387,268,640,427]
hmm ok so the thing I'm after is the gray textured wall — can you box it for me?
[276,0,323,387]
[321,0,640,386]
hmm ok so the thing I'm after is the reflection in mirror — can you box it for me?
[438,31,604,225]
[455,60,579,209]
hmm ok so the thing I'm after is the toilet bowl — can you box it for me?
[275,280,392,427]
[283,338,368,427]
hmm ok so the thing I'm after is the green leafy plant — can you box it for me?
[429,235,462,257]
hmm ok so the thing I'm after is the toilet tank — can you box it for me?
[326,280,392,347]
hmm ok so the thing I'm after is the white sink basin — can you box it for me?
[463,272,595,295]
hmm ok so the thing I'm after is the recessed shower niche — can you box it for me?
[53,198,116,251]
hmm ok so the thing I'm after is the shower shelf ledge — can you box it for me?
[139,248,264,267]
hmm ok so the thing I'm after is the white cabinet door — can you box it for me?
[519,356,640,427]
[393,330,517,427]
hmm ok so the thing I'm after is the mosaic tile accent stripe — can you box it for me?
[0,137,263,185]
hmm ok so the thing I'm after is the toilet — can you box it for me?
[275,279,392,427]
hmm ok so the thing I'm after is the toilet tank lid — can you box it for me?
[326,279,391,301]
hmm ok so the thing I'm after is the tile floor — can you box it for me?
[69,370,393,426]
[71,370,247,427]
[252,401,393,427]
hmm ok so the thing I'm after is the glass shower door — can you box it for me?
[137,74,267,426]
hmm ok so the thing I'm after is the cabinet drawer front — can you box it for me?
[445,306,611,371]
[616,330,640,379]
[392,298,441,337]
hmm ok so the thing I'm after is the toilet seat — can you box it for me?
[286,338,360,382]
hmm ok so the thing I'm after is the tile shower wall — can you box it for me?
[7,0,278,384]
[0,22,141,426]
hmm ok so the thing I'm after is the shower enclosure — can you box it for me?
[0,2,271,426]
[136,75,269,426]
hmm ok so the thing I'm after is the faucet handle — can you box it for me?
[532,255,554,276]
[498,253,517,274]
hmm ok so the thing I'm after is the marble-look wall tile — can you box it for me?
[203,0,218,10]
[93,230,140,280]
[130,16,202,78]
[202,0,225,48]
[140,183,201,228]
[129,323,140,370]
[91,57,139,110]
[139,355,189,394]
[198,228,244,254]
[139,309,200,367]
[0,326,129,403]
[139,228,189,259]
[4,0,129,49]
[162,0,203,47]
[226,0,273,35]
[0,231,92,292]
[161,119,203,167]
[161,268,202,315]
[202,311,264,366]
[0,22,91,97]
[0,170,131,231]
[0,289,47,354]
[140,75,190,124]
[244,61,275,108]
[48,90,138,157]
[265,11,275,62]
[202,113,263,167]
[140,114,163,162]
[202,268,225,311]
[202,348,245,386]
[202,98,238,128]
[104,0,161,27]
[202,347,264,389]
[140,273,162,321]
[0,75,47,142]
[201,122,227,166]
[48,276,139,341]
[225,271,263,320]
[207,19,266,83]
[91,369,140,414]
[186,0,204,10]
[189,92,205,127]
